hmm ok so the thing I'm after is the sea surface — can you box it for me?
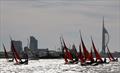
[0,59,120,73]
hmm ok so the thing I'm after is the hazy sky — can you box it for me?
[0,0,120,52]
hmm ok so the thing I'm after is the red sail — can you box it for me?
[62,38,73,61]
[3,44,9,59]
[79,44,84,59]
[86,49,94,62]
[11,41,21,63]
[78,44,85,63]
[108,53,112,61]
[11,43,18,63]
[90,49,94,62]
[64,53,68,64]
[107,47,115,61]
[81,38,90,60]
[64,47,73,60]
[92,40,103,62]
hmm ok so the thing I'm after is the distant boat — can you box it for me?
[3,44,9,61]
[11,40,28,65]
[78,44,85,63]
[106,46,118,62]
[61,17,118,66]
[79,32,95,66]
[60,36,75,64]
[71,44,79,64]
[2,43,14,62]
[91,38,103,63]
[80,34,90,61]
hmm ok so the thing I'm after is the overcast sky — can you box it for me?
[0,0,120,52]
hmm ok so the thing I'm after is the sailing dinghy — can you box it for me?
[61,37,76,64]
[11,40,28,65]
[3,44,9,62]
[106,46,118,62]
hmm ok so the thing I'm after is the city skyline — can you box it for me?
[0,0,120,52]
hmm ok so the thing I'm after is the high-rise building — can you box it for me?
[29,36,38,49]
[12,40,23,54]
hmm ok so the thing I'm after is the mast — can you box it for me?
[10,36,14,61]
[3,44,9,61]
[60,36,64,57]
[79,31,90,60]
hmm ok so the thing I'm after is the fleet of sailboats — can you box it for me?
[61,18,118,66]
[61,33,118,66]
[2,18,118,66]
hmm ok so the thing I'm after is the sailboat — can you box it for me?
[11,41,22,64]
[60,37,68,64]
[61,37,75,64]
[91,38,103,63]
[106,46,118,62]
[78,44,85,65]
[78,44,84,62]
[81,36,90,61]
[71,44,79,64]
[3,43,14,62]
[86,48,95,65]
[10,39,28,65]
[3,44,9,61]
[79,32,95,65]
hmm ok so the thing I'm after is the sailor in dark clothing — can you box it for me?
[24,52,28,64]
[19,52,28,64]
[104,58,106,63]
[115,58,118,61]
[113,57,118,62]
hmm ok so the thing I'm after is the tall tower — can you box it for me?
[101,17,106,55]
[101,17,109,56]
[29,36,38,49]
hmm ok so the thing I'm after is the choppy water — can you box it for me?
[0,59,120,73]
